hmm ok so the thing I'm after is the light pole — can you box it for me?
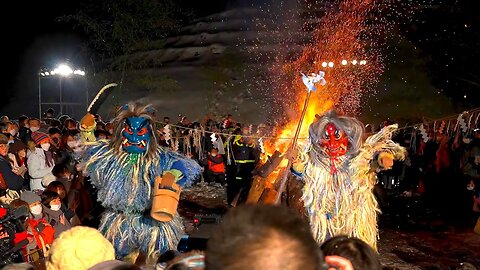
[38,64,85,119]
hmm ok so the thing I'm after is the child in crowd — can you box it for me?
[202,148,226,185]
[19,191,55,259]
[45,181,76,223]
[51,164,73,194]
[27,132,55,192]
[40,190,72,238]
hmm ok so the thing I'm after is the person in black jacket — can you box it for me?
[226,127,260,206]
[0,134,23,193]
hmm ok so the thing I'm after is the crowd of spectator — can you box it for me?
[0,108,479,269]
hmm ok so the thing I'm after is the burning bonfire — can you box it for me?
[245,0,409,249]
[248,0,386,202]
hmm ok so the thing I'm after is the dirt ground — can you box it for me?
[180,183,480,270]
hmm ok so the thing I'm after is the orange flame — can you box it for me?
[260,0,384,185]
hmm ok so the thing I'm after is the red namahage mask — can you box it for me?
[320,122,348,157]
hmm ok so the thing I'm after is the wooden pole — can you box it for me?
[273,90,312,204]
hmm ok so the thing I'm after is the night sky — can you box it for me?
[1,0,479,117]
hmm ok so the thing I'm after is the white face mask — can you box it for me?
[9,130,17,136]
[467,183,475,191]
[41,143,50,151]
[8,140,14,144]
[211,153,217,157]
[30,205,43,216]
[50,204,61,211]
[67,141,76,148]
[30,127,39,132]
[108,129,114,134]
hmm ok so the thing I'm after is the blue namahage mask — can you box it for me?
[122,117,151,154]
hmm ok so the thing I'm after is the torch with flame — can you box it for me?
[249,71,327,204]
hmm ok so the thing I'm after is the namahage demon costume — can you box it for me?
[287,110,406,249]
[82,103,201,260]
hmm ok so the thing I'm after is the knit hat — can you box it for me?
[42,174,57,188]
[32,132,50,145]
[46,226,115,270]
[0,134,8,145]
[20,191,41,205]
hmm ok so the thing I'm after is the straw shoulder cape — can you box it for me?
[286,125,405,249]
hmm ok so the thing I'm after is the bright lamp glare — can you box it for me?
[73,70,86,76]
[341,60,347,65]
[45,72,50,76]
[328,62,334,67]
[321,62,328,67]
[360,60,367,65]
[50,71,56,75]
[352,60,357,65]
[54,64,74,76]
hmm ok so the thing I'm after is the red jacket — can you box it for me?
[27,218,55,249]
[207,155,225,174]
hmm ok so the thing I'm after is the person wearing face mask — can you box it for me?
[27,132,55,191]
[27,118,42,135]
[58,133,80,173]
[0,122,12,143]
[2,121,20,145]
[41,190,72,238]
[20,191,56,253]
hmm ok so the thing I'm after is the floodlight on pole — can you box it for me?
[38,63,86,118]
[54,64,74,76]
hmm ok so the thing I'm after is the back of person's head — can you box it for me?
[320,235,381,270]
[46,181,67,201]
[18,115,29,125]
[48,127,61,136]
[205,205,323,270]
[46,226,115,270]
[162,250,204,270]
[88,260,142,270]
[52,163,69,178]
[49,119,61,128]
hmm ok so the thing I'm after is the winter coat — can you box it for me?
[206,155,226,174]
[0,155,23,191]
[43,206,72,238]
[26,215,55,250]
[27,148,54,190]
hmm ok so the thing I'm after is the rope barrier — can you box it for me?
[156,121,308,140]
[155,106,480,141]
[396,107,480,131]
